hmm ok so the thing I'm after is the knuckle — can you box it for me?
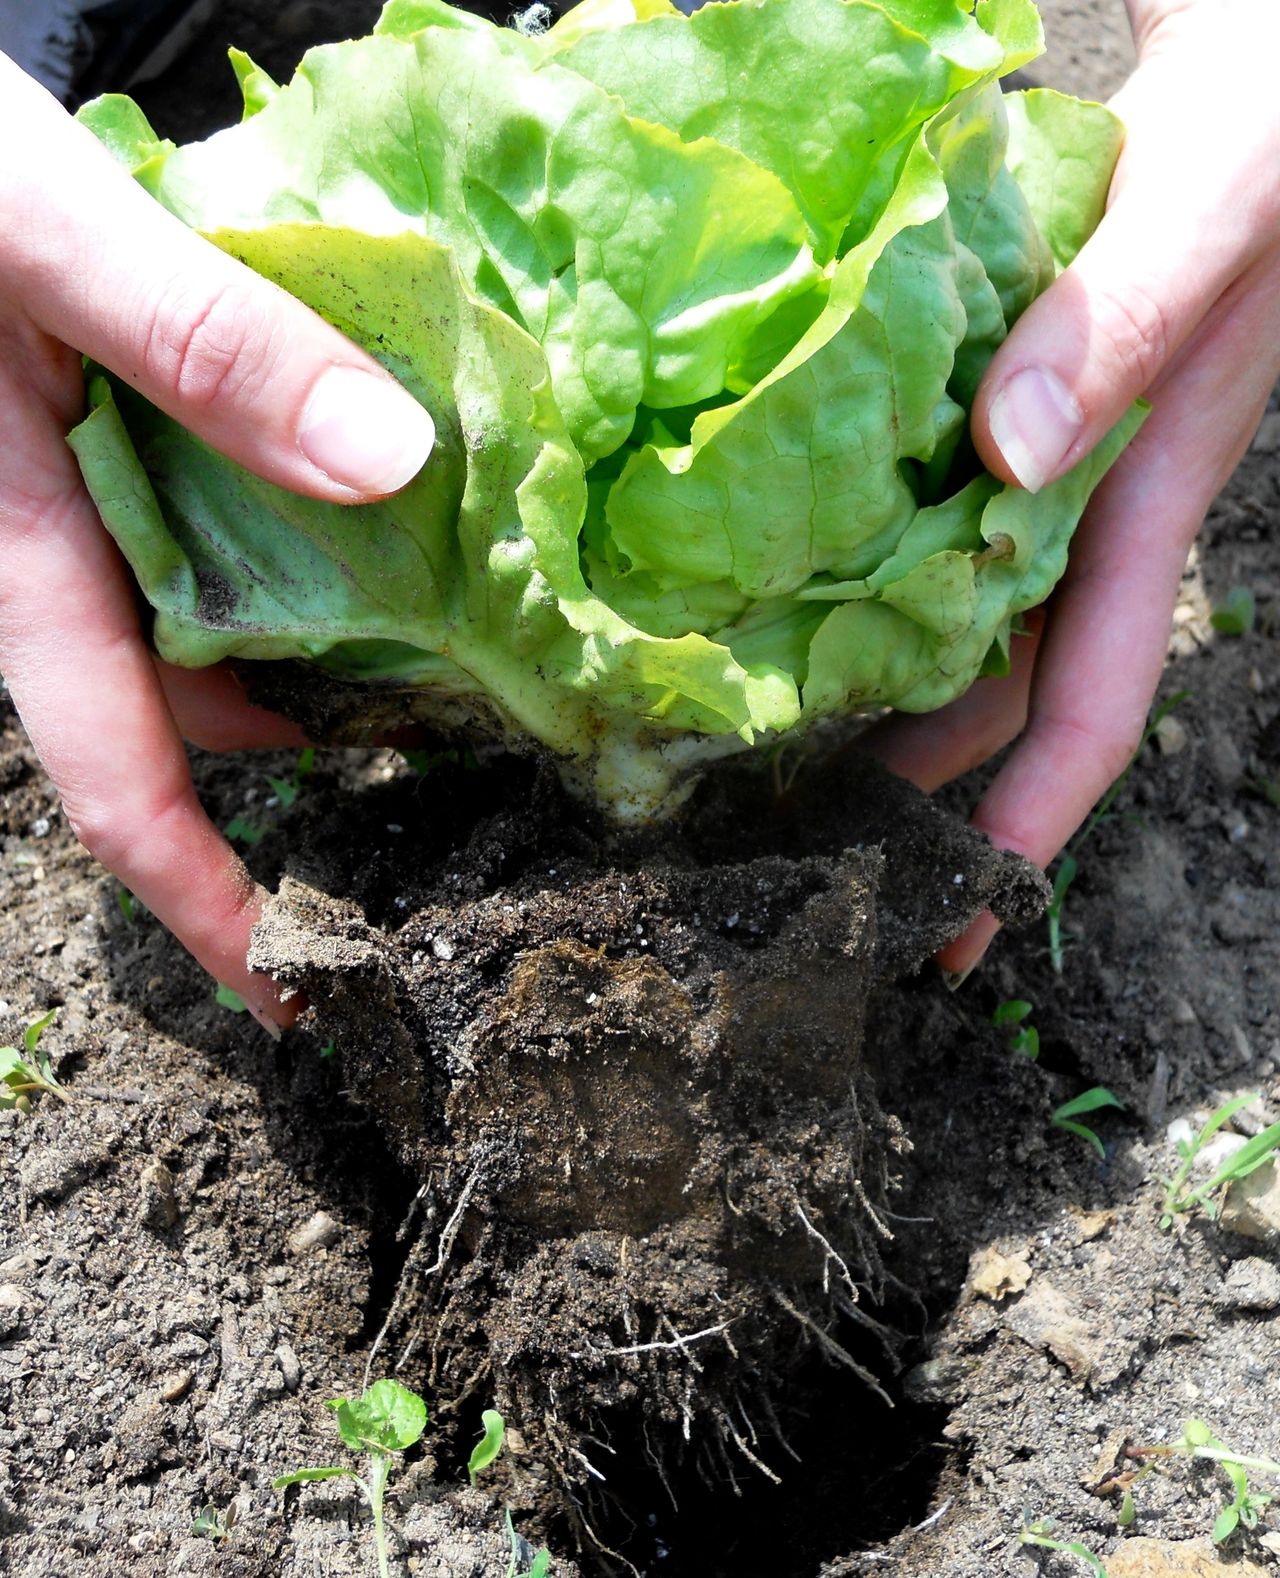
[66,772,192,878]
[1031,708,1141,791]
[1089,277,1172,396]
[62,793,131,874]
[144,277,279,414]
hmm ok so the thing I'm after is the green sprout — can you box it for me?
[1046,855,1078,975]
[267,746,316,808]
[1046,691,1188,973]
[228,748,316,844]
[275,1378,427,1578]
[1127,1420,1280,1545]
[1051,1087,1124,1160]
[191,1502,236,1541]
[0,1010,68,1114]
[464,1409,553,1574]
[1159,1094,1280,1230]
[215,984,248,1015]
[224,815,268,846]
[992,998,1039,1060]
[1210,585,1256,637]
[1019,1519,1108,1576]
[505,1510,552,1578]
[468,1409,506,1485]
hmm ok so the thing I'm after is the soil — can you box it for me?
[2,5,1280,1578]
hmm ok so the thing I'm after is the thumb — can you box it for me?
[0,55,435,503]
[971,144,1249,493]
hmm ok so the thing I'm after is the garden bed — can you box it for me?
[1,5,1279,1576]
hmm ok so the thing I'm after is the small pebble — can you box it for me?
[275,1343,302,1393]
[138,1161,180,1230]
[159,1370,194,1404]
[1154,715,1188,755]
[287,1210,341,1255]
[1219,1257,1280,1312]
[0,1283,26,1337]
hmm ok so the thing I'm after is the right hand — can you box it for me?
[0,55,436,1029]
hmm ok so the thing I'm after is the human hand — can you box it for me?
[0,56,435,1027]
[868,0,1280,977]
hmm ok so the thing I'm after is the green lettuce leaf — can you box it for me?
[70,0,1135,819]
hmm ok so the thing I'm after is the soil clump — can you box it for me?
[249,749,1044,1534]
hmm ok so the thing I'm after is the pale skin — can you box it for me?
[0,0,1277,1021]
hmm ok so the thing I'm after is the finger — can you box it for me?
[972,74,1275,494]
[861,609,1043,792]
[0,355,295,1027]
[156,663,311,752]
[0,55,434,502]
[943,259,1280,976]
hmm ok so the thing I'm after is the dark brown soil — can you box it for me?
[2,5,1279,1578]
[245,749,1042,1545]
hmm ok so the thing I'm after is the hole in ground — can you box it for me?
[583,1326,951,1576]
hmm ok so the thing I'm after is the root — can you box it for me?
[363,1187,432,1390]
[758,1387,802,1464]
[433,1357,492,1421]
[549,1443,644,1578]
[579,1320,733,1361]
[716,1407,782,1485]
[850,1175,895,1243]
[770,1289,893,1407]
[423,1160,484,1277]
[794,1195,858,1299]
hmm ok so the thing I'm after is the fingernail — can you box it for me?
[987,367,1083,493]
[247,1002,283,1041]
[942,963,979,992]
[299,365,435,494]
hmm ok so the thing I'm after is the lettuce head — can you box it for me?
[69,0,1136,818]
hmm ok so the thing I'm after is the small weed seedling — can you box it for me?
[227,748,316,846]
[1052,1088,1124,1160]
[215,984,248,1015]
[0,1011,68,1114]
[192,1502,236,1542]
[1160,1093,1280,1229]
[467,1410,552,1575]
[1126,1419,1280,1544]
[1046,692,1188,973]
[506,1510,551,1578]
[992,998,1039,1060]
[468,1409,506,1484]
[1046,855,1078,975]
[275,1378,426,1578]
[1210,585,1256,637]
[1019,1519,1108,1576]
